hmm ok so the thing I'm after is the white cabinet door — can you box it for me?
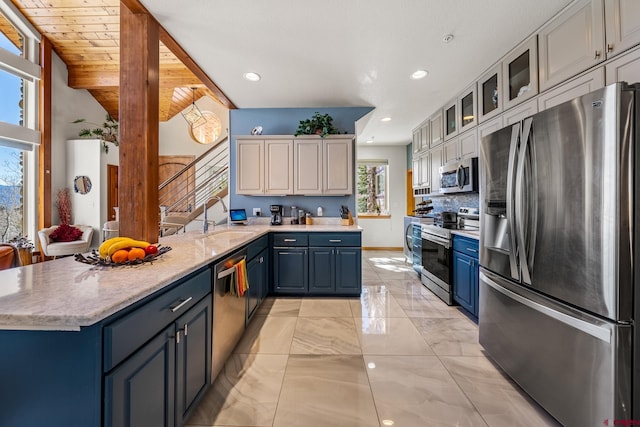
[477,64,503,123]
[294,140,322,195]
[323,139,353,195]
[605,47,640,85]
[443,138,460,165]
[604,0,640,57]
[538,68,605,111]
[429,146,443,195]
[420,122,430,151]
[265,139,293,195]
[236,139,264,195]
[477,116,504,141]
[443,97,458,141]
[412,128,421,154]
[459,128,478,160]
[412,157,421,188]
[429,110,444,148]
[502,35,539,110]
[419,153,430,187]
[538,0,605,91]
[458,83,478,133]
[503,98,538,126]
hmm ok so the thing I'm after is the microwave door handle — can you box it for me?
[457,165,465,189]
[506,123,521,280]
[516,118,533,285]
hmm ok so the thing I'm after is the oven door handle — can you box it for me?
[421,233,451,248]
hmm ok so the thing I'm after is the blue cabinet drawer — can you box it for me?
[308,233,361,247]
[103,267,211,372]
[453,235,479,258]
[247,234,268,259]
[272,233,308,247]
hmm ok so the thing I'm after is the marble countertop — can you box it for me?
[451,228,480,240]
[0,223,361,331]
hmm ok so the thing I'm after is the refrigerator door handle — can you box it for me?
[515,118,533,285]
[481,272,611,343]
[506,123,521,280]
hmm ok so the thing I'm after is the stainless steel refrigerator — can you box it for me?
[479,82,637,426]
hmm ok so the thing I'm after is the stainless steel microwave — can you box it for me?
[439,157,478,194]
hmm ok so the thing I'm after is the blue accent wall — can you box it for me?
[229,107,373,219]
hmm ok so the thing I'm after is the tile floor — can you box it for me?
[186,250,560,427]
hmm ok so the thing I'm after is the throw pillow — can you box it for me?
[50,224,83,242]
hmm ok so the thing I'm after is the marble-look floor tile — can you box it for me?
[355,317,434,355]
[411,317,484,356]
[392,293,465,318]
[364,355,488,427]
[298,298,353,317]
[440,356,561,427]
[233,315,297,354]
[290,317,361,354]
[272,355,379,427]
[255,297,301,316]
[186,354,288,427]
[351,286,407,318]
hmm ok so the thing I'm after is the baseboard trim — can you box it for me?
[362,247,403,251]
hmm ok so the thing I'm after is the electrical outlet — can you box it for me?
[253,208,261,216]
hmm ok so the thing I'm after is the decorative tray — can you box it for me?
[74,246,172,267]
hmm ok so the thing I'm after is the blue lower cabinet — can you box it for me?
[272,248,308,294]
[453,235,479,319]
[246,248,268,322]
[335,247,362,294]
[309,247,336,293]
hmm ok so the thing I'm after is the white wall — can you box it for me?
[159,96,229,156]
[51,52,110,225]
[356,144,407,249]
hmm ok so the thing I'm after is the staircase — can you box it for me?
[158,135,230,234]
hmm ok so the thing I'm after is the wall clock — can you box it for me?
[189,111,222,144]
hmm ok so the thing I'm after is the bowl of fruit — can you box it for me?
[75,237,171,266]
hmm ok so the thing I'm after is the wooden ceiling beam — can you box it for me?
[69,66,205,89]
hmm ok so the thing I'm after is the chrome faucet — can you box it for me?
[203,196,228,233]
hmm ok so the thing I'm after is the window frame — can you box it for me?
[356,159,390,216]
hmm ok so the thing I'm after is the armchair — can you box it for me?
[38,225,94,258]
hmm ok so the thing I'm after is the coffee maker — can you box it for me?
[270,204,283,225]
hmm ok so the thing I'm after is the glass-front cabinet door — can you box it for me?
[458,83,477,132]
[502,36,538,110]
[444,98,458,141]
[478,64,502,123]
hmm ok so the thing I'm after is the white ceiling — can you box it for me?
[142,0,573,145]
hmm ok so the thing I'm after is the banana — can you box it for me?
[106,238,151,257]
[99,237,129,258]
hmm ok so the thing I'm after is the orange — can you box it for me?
[111,249,129,263]
[128,247,146,261]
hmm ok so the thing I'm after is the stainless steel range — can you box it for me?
[420,207,479,304]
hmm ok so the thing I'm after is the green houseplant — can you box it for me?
[72,114,119,153]
[294,112,340,137]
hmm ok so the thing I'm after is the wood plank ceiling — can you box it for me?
[9,0,235,121]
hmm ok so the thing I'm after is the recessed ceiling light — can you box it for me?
[382,420,395,426]
[443,33,454,43]
[380,117,392,122]
[366,137,374,144]
[367,362,376,368]
[243,72,261,82]
[410,69,428,80]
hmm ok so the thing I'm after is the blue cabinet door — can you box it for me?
[453,251,475,314]
[246,249,268,322]
[105,325,176,427]
[272,248,308,293]
[176,297,212,426]
[335,248,362,294]
[309,247,335,293]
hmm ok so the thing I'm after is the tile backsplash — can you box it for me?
[418,193,479,213]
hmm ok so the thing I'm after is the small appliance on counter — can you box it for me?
[270,204,283,225]
[434,211,458,228]
[457,207,479,230]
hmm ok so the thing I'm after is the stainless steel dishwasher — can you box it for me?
[212,247,247,381]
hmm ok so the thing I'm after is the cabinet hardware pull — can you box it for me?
[607,43,613,53]
[260,256,264,263]
[170,296,193,313]
[467,248,477,253]
[176,330,181,344]
[594,50,601,59]
[284,239,296,242]
[184,324,188,337]
[329,239,342,243]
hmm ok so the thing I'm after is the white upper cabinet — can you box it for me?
[458,83,478,133]
[503,98,538,126]
[419,153,430,188]
[294,139,322,195]
[412,157,421,189]
[265,139,294,194]
[538,0,605,92]
[477,116,504,141]
[412,127,422,154]
[444,97,458,141]
[604,0,640,57]
[429,146,443,195]
[538,68,605,111]
[323,138,353,195]
[429,109,444,147]
[236,139,264,195]
[605,47,640,85]
[420,122,430,151]
[502,36,539,110]
[477,64,503,123]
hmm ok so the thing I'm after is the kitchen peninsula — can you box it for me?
[0,223,361,427]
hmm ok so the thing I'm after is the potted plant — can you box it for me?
[8,235,35,266]
[294,112,340,137]
[72,114,119,153]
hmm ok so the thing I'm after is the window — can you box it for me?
[356,160,389,215]
[0,3,40,242]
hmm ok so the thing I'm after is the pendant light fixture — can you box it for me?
[181,87,207,129]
